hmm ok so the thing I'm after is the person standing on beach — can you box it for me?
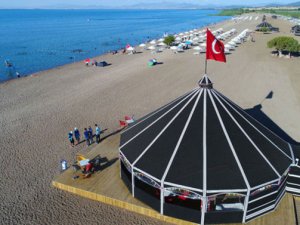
[88,126,93,145]
[74,127,80,145]
[84,128,90,146]
[95,124,101,144]
[68,131,74,147]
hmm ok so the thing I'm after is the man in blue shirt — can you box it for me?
[68,131,74,147]
[95,124,101,144]
[74,127,80,145]
[84,128,90,146]
[88,126,93,144]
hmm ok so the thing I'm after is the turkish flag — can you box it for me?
[206,29,226,63]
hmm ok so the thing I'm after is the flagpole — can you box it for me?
[205,59,207,75]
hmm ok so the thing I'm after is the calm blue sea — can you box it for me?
[0,9,229,82]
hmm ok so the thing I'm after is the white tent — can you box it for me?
[127,46,135,51]
[158,42,166,46]
[225,44,235,50]
[148,46,156,50]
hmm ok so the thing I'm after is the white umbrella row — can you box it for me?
[225,29,251,51]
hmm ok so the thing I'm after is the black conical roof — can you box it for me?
[120,76,293,192]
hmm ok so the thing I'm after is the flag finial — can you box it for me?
[198,75,213,89]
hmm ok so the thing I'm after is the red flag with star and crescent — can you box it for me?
[206,29,226,63]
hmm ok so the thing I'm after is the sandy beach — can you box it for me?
[1,14,300,225]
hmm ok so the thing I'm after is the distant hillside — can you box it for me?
[265,3,284,7]
[124,3,202,9]
[287,1,300,6]
[265,1,300,7]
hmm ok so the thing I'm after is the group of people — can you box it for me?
[68,124,102,147]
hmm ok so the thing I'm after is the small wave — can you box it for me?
[71,49,83,53]
[17,52,28,56]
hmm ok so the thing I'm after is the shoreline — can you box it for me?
[0,17,231,85]
[3,13,300,225]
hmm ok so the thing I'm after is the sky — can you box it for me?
[0,0,298,9]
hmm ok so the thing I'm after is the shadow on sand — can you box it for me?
[244,91,299,145]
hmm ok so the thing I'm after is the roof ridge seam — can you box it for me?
[211,90,281,179]
[212,90,290,144]
[120,89,198,149]
[161,89,203,184]
[212,90,292,161]
[201,89,208,225]
[121,88,198,135]
[131,90,199,167]
[208,90,251,189]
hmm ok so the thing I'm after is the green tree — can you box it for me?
[259,27,271,33]
[268,36,300,57]
[163,35,175,46]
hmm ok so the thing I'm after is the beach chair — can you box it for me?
[176,49,184,53]
[125,115,135,124]
[119,120,127,128]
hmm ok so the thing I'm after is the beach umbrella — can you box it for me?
[232,38,242,44]
[228,41,237,46]
[224,48,230,54]
[170,46,178,50]
[158,38,164,42]
[126,44,131,49]
[225,44,235,50]
[158,42,166,46]
[193,46,202,51]
[148,46,156,50]
[175,37,182,41]
[200,43,206,47]
[193,37,199,41]
[179,33,184,36]
[127,46,135,51]
[150,40,156,45]
[84,58,91,63]
[139,43,146,47]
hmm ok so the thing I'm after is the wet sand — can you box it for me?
[0,14,300,225]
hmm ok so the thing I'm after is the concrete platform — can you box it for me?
[52,133,296,225]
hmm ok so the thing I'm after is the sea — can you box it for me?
[0,9,230,82]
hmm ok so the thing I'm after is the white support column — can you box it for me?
[201,197,207,225]
[160,183,164,214]
[131,166,135,197]
[242,189,250,223]
[288,143,295,165]
[119,158,122,178]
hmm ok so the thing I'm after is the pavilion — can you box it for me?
[119,75,300,224]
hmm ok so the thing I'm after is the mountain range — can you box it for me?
[266,1,300,7]
[4,1,300,10]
